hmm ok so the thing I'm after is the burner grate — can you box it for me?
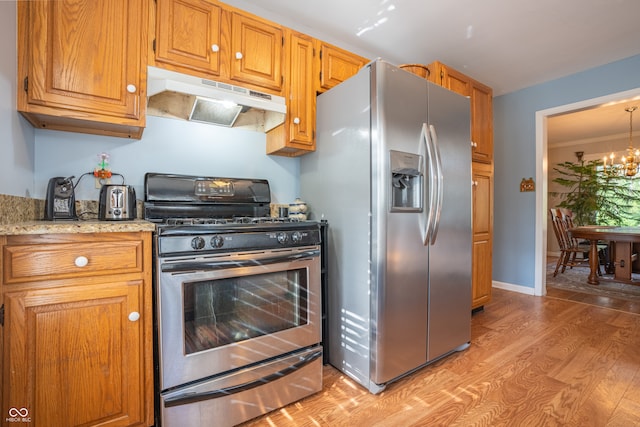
[163,216,299,226]
[165,218,229,226]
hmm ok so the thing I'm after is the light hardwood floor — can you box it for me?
[546,255,640,315]
[241,288,640,426]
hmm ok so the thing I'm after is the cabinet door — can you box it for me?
[229,11,284,92]
[472,162,494,309]
[427,61,494,163]
[155,0,222,77]
[316,42,368,93]
[21,0,144,121]
[471,81,494,163]
[2,281,145,427]
[267,32,315,157]
[438,66,471,97]
[287,33,315,148]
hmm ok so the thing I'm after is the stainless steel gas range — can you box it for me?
[144,173,323,427]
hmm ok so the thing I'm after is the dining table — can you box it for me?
[569,226,640,285]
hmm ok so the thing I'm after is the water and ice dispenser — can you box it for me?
[390,150,423,211]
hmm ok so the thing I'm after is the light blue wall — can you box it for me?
[33,117,300,204]
[0,1,35,198]
[493,54,640,289]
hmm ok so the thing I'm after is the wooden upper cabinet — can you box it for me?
[315,41,368,93]
[228,11,284,92]
[430,64,471,97]
[470,81,494,163]
[427,61,493,163]
[286,33,315,147]
[267,31,315,157]
[155,0,222,77]
[17,0,147,139]
[152,0,284,94]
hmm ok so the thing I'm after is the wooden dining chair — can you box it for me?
[549,208,603,277]
[561,208,611,268]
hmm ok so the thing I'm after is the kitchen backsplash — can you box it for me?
[0,195,142,223]
[1,195,294,224]
[0,194,45,224]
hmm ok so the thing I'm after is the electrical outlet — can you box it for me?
[95,177,111,188]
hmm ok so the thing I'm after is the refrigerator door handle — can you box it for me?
[429,124,444,245]
[421,122,437,245]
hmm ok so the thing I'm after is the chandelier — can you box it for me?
[603,106,639,177]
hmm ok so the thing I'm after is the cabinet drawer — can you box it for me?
[4,240,144,283]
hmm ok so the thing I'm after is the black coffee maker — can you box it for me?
[44,176,78,220]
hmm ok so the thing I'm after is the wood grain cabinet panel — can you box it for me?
[0,232,153,427]
[470,82,494,163]
[228,11,284,92]
[17,0,148,139]
[152,0,284,94]
[472,162,494,309]
[267,31,316,156]
[315,41,369,94]
[433,65,471,97]
[4,240,143,284]
[427,61,494,163]
[155,0,223,77]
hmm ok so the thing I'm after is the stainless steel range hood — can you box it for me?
[147,66,286,132]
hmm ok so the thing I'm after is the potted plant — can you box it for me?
[551,157,640,226]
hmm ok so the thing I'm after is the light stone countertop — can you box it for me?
[0,219,156,236]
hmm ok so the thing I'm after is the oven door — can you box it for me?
[157,246,321,391]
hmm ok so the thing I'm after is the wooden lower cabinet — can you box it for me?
[472,162,494,309]
[0,232,153,427]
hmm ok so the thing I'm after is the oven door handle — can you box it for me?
[161,249,320,273]
[163,348,323,408]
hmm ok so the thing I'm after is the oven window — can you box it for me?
[183,268,309,354]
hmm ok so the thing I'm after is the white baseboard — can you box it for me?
[492,280,536,296]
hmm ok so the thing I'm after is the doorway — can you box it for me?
[534,88,640,297]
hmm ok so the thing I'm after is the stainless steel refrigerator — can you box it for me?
[300,59,472,394]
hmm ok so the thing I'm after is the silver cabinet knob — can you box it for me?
[211,44,220,52]
[235,52,243,60]
[126,84,137,94]
[74,256,88,267]
[293,117,301,125]
[128,312,140,322]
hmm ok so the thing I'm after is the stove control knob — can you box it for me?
[277,232,289,244]
[191,237,205,250]
[210,235,224,248]
[291,231,302,243]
